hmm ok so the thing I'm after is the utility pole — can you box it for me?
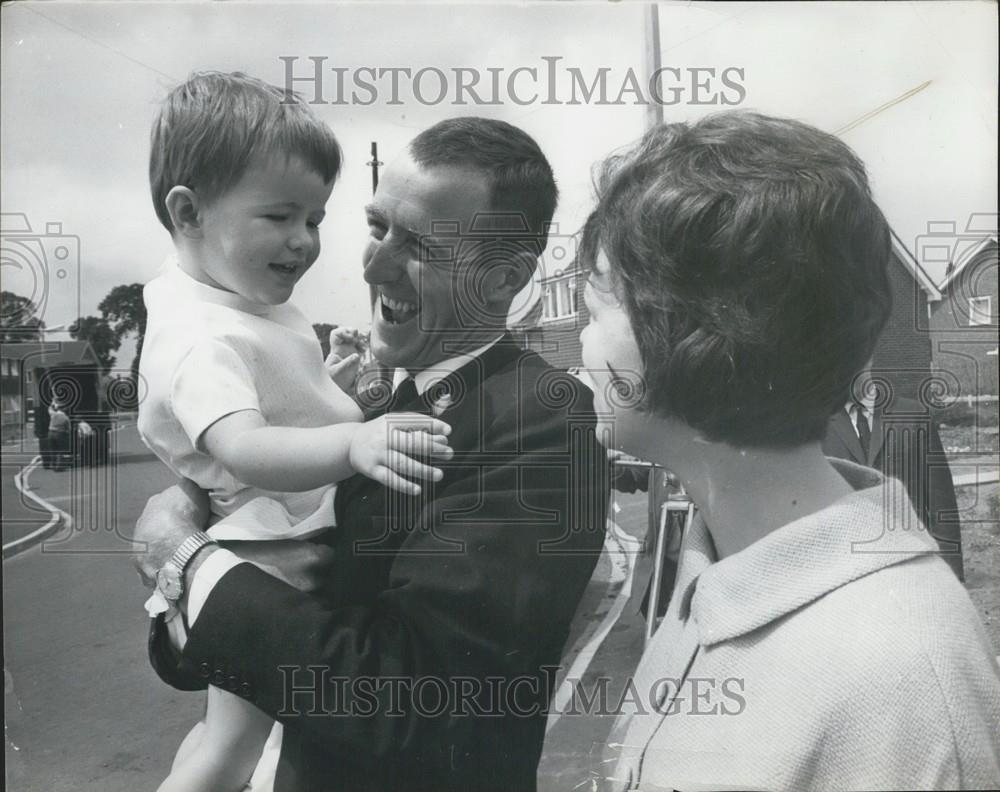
[366,141,383,309]
[644,4,664,130]
[367,141,383,195]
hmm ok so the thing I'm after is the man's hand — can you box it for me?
[349,413,453,495]
[132,479,211,587]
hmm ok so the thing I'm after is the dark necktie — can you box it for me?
[854,402,871,459]
[389,376,426,414]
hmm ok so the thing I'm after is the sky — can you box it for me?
[2,1,996,366]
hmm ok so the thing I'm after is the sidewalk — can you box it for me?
[949,454,999,487]
[539,490,649,792]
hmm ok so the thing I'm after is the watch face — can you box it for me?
[156,563,183,601]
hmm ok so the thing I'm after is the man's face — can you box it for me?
[196,155,333,305]
[364,152,496,371]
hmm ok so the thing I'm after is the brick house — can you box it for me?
[927,235,999,398]
[511,261,588,370]
[515,231,943,405]
[874,232,943,402]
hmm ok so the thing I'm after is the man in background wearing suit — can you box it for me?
[823,367,963,580]
[134,118,609,792]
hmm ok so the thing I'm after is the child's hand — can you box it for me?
[328,327,364,361]
[325,328,365,393]
[349,413,453,495]
[327,353,361,394]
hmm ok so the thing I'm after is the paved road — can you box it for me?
[4,425,202,792]
[2,439,53,546]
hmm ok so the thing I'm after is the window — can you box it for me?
[544,285,557,320]
[541,270,577,322]
[969,296,992,326]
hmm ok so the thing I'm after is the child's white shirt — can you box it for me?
[137,257,363,542]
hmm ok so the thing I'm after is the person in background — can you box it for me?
[47,400,72,471]
[822,364,964,579]
[33,397,52,469]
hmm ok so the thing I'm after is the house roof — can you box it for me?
[939,235,999,294]
[0,340,98,368]
[890,230,942,302]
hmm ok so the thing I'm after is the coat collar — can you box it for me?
[676,458,939,646]
[827,408,866,464]
[868,406,886,464]
[391,335,505,397]
[358,333,522,418]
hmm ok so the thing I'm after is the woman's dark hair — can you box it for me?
[580,111,892,447]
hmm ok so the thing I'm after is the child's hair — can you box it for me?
[149,71,343,231]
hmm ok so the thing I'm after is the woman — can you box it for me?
[579,112,1000,791]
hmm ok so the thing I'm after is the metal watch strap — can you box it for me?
[169,531,217,576]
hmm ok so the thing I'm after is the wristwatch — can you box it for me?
[155,531,217,602]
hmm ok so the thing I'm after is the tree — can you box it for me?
[0,291,46,341]
[99,283,147,380]
[69,316,119,372]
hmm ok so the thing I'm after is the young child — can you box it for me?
[138,71,452,792]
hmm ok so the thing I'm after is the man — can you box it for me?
[135,117,609,792]
[822,367,963,579]
[33,397,52,469]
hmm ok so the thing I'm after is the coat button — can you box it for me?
[199,662,211,679]
[227,674,240,692]
[212,670,225,686]
[240,682,254,699]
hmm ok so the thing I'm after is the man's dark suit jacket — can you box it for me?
[822,397,963,580]
[149,335,610,791]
